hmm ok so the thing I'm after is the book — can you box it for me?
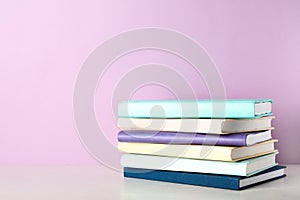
[118,130,272,146]
[118,117,274,134]
[118,140,277,162]
[118,99,272,118]
[124,165,286,190]
[120,153,278,176]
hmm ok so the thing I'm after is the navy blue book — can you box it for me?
[124,166,286,190]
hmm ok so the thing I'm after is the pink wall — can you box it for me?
[0,0,299,164]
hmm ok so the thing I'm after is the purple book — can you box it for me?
[118,130,272,146]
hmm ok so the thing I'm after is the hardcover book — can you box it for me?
[120,153,278,176]
[118,99,272,119]
[124,165,286,190]
[118,117,274,134]
[118,140,277,162]
[118,130,272,146]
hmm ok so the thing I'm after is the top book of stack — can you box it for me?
[118,99,272,119]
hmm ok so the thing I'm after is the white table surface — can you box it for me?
[0,165,299,200]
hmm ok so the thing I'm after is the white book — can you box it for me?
[118,117,274,134]
[120,153,278,177]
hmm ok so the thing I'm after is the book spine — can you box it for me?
[118,101,257,118]
[124,168,240,190]
[118,131,247,146]
[118,142,234,161]
[117,118,224,134]
[121,154,248,176]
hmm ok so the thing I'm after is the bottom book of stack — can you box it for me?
[121,153,286,190]
[124,165,286,190]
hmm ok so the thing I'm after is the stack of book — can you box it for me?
[117,99,286,190]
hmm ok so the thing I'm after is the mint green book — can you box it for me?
[121,152,278,177]
[118,99,272,118]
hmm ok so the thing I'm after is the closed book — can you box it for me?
[124,165,286,190]
[118,140,277,162]
[118,130,272,146]
[118,117,274,134]
[120,153,278,176]
[118,99,272,119]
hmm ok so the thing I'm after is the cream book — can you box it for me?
[118,140,277,162]
[118,117,274,134]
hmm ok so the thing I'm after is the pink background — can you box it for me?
[1,0,299,164]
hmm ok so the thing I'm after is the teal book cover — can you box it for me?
[124,166,286,190]
[118,99,272,118]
